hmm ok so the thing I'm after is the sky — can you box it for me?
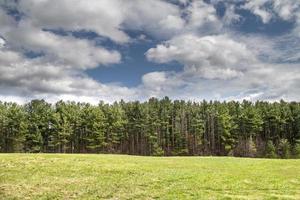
[0,0,300,104]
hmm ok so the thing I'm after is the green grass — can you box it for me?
[0,154,300,200]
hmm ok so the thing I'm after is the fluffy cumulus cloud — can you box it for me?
[1,0,188,102]
[0,37,136,102]
[146,34,255,79]
[140,0,300,101]
[5,22,121,69]
[0,2,137,103]
[18,0,129,43]
[16,0,186,43]
[0,0,300,103]
[142,60,300,102]
[0,0,224,103]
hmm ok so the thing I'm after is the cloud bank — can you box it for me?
[0,0,299,103]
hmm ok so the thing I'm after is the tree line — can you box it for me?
[1,97,300,158]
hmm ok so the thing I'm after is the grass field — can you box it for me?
[0,154,300,200]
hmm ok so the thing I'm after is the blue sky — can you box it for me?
[0,0,300,103]
[87,36,183,87]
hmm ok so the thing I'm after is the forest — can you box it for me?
[0,97,300,158]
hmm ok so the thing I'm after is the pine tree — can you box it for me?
[278,139,291,159]
[292,142,300,158]
[54,102,68,153]
[79,104,106,153]
[265,140,277,158]
[24,100,53,152]
[146,98,160,155]
[0,103,27,152]
[216,104,236,155]
[190,106,204,155]
[0,98,300,158]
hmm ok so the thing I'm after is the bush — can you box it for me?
[265,141,277,158]
[152,143,164,156]
[278,139,291,159]
[292,143,300,158]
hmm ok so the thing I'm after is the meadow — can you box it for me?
[0,154,300,199]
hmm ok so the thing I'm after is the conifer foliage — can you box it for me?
[1,98,300,158]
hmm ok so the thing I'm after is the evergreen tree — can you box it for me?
[24,100,53,152]
[265,140,277,158]
[0,98,300,158]
[278,139,291,159]
[216,104,236,155]
[0,103,27,152]
[292,142,300,158]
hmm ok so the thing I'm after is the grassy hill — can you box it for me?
[1,154,300,199]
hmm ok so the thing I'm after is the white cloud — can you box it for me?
[0,38,5,48]
[1,0,222,48]
[18,0,129,43]
[223,5,241,25]
[0,8,15,32]
[0,10,136,103]
[143,30,300,101]
[0,0,300,103]
[123,0,221,39]
[271,0,299,21]
[242,0,272,23]
[237,33,300,63]
[4,22,121,69]
[123,0,185,39]
[0,6,122,69]
[184,1,221,30]
[158,15,185,31]
[146,34,255,80]
[0,47,137,103]
[139,62,300,102]
[16,0,189,42]
[242,0,300,25]
[0,0,232,103]
[140,71,185,98]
